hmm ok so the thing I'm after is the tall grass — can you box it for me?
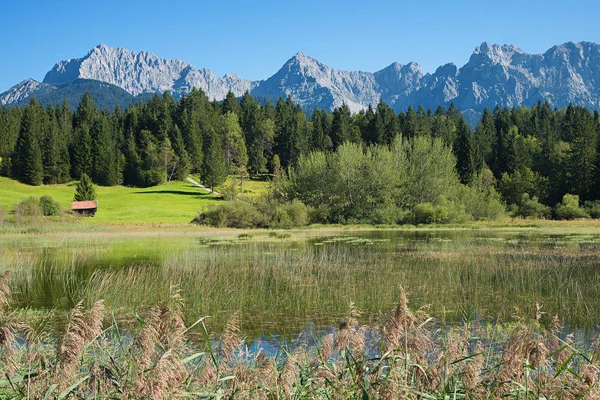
[2,232,599,336]
[1,283,600,398]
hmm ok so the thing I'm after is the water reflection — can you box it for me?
[1,229,600,336]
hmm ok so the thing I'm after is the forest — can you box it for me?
[1,88,599,223]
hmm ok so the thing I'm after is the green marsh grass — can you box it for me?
[2,230,600,336]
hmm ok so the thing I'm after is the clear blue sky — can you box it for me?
[1,0,599,92]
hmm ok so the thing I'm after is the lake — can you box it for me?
[1,228,600,337]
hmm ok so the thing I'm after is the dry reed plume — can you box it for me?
[0,282,600,398]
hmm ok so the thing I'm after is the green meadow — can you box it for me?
[0,176,271,224]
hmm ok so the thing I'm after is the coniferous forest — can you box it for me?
[1,88,600,223]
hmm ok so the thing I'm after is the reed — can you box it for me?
[2,282,600,398]
[2,229,600,335]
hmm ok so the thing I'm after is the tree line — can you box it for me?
[1,89,599,211]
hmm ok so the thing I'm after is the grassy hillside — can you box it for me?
[0,177,271,224]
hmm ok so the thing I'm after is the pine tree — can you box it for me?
[74,92,98,129]
[222,91,240,116]
[13,98,44,185]
[202,132,227,193]
[454,118,475,184]
[72,124,93,179]
[91,114,119,186]
[373,102,400,144]
[567,107,597,199]
[403,106,418,138]
[330,103,356,148]
[74,173,97,201]
[0,107,22,176]
[309,108,332,151]
[474,108,496,167]
[169,125,191,180]
[42,105,70,184]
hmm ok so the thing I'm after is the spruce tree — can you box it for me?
[454,118,475,184]
[330,103,355,148]
[13,99,44,185]
[72,125,93,179]
[74,173,97,201]
[202,132,227,193]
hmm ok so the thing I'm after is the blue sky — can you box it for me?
[1,0,599,92]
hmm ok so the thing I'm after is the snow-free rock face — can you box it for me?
[43,44,258,100]
[251,42,600,114]
[0,79,54,106]
[251,52,381,113]
[4,42,600,116]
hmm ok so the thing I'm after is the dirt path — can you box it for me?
[186,177,220,195]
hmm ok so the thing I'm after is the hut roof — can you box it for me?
[71,200,98,210]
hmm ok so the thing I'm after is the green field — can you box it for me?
[0,176,270,224]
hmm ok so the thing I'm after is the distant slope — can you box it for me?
[13,79,142,110]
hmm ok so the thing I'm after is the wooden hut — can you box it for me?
[71,200,98,217]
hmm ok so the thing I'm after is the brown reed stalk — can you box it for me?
[220,312,242,364]
[54,300,105,385]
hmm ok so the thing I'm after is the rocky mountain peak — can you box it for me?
[469,42,525,67]
[4,41,600,120]
[0,79,51,106]
[434,63,459,77]
[42,44,255,100]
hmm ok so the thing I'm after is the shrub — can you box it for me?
[140,168,165,187]
[515,194,551,219]
[192,201,267,228]
[271,200,310,228]
[39,195,61,216]
[555,194,589,220]
[413,202,436,224]
[461,172,506,221]
[14,196,43,217]
[411,197,468,225]
[221,180,239,201]
[307,203,331,224]
[584,201,600,219]
[369,205,409,225]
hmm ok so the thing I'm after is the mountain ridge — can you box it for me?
[3,42,600,116]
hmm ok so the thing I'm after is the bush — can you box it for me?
[271,200,310,228]
[555,194,589,220]
[412,203,436,224]
[221,181,239,201]
[141,168,165,187]
[192,201,267,228]
[462,172,506,221]
[307,203,331,224]
[369,205,409,225]
[584,201,600,219]
[411,197,468,225]
[14,196,43,217]
[515,194,551,219]
[39,195,61,216]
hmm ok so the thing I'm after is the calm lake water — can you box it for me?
[1,229,600,337]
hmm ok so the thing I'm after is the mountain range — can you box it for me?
[2,42,600,119]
